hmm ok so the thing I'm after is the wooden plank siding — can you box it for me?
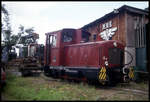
[81,5,149,48]
[82,12,126,46]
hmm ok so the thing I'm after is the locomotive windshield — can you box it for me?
[62,31,73,42]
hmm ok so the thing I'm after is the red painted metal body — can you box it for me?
[64,40,124,68]
[45,28,124,69]
[44,28,128,85]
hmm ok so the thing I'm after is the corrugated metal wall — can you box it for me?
[125,13,147,72]
[134,15,147,72]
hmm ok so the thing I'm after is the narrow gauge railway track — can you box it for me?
[111,87,148,95]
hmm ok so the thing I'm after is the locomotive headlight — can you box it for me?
[113,42,117,47]
[105,61,109,66]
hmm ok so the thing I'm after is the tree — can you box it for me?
[16,25,25,45]
[18,25,25,37]
[24,27,36,45]
[25,27,34,35]
[1,4,39,60]
[2,4,8,15]
[10,35,19,46]
[1,4,12,55]
[16,25,38,46]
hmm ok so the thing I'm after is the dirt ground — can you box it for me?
[1,69,149,101]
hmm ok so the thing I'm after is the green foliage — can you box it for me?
[10,35,19,46]
[17,25,37,46]
[2,4,8,15]
[1,4,36,52]
[3,74,98,100]
[1,4,13,55]
[18,25,25,36]
[2,4,11,41]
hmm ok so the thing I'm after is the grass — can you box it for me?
[2,73,99,100]
[1,72,149,101]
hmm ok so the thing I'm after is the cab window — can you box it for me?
[50,35,57,47]
[62,31,73,42]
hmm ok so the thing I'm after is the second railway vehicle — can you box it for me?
[43,28,134,85]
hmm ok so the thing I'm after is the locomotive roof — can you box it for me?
[45,30,61,35]
[45,28,91,37]
[45,28,76,35]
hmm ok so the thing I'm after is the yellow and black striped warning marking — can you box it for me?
[99,67,107,81]
[128,67,134,79]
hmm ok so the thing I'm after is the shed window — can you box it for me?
[134,16,146,48]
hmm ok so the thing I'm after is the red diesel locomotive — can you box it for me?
[43,28,134,85]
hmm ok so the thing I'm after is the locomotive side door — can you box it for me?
[45,34,57,66]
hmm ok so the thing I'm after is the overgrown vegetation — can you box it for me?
[2,72,149,101]
[1,4,37,61]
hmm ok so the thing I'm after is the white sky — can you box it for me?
[2,1,149,44]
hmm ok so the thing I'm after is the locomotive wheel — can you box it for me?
[51,69,57,78]
[98,71,116,86]
[22,70,30,77]
[43,66,52,77]
[105,73,117,87]
[43,69,51,77]
[44,70,51,77]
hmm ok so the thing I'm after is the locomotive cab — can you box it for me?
[44,28,91,66]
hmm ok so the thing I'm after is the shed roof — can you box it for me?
[81,5,149,29]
